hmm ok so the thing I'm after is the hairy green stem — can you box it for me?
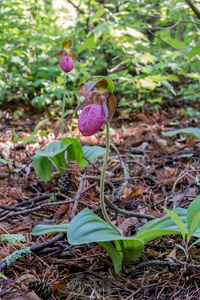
[100,122,122,235]
[61,72,67,136]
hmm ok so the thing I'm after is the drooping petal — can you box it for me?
[78,104,106,136]
[59,56,74,73]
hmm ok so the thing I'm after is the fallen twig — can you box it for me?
[172,170,200,194]
[0,200,74,222]
[125,258,200,277]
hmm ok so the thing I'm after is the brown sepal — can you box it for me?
[66,49,85,62]
[77,82,85,95]
[107,92,117,121]
[51,49,65,58]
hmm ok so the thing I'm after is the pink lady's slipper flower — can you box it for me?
[78,104,106,136]
[59,56,74,73]
[66,78,117,137]
[50,38,84,72]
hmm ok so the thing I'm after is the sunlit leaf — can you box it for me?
[188,43,200,59]
[126,27,148,40]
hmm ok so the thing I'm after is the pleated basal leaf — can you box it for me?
[68,208,144,248]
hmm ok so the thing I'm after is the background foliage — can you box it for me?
[1,0,200,116]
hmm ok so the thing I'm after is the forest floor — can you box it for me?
[1,106,200,300]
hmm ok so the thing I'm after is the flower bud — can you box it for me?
[78,104,106,136]
[59,56,74,73]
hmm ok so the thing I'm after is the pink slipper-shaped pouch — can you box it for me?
[78,104,106,136]
[59,56,74,73]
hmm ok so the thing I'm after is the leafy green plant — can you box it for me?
[136,195,200,258]
[33,137,107,183]
[11,119,49,147]
[33,137,86,182]
[33,76,200,274]
[32,194,200,273]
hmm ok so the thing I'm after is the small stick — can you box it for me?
[71,174,86,220]
[172,170,200,194]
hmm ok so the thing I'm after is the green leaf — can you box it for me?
[175,244,187,254]
[0,272,8,279]
[67,208,144,250]
[39,130,54,137]
[33,118,49,135]
[36,141,69,158]
[191,237,200,247]
[162,127,200,139]
[163,207,186,240]
[92,22,113,42]
[187,43,200,59]
[188,211,200,239]
[22,135,37,146]
[57,76,64,84]
[0,158,9,164]
[167,75,179,82]
[136,208,187,243]
[98,241,122,274]
[114,239,144,263]
[82,145,106,164]
[31,96,51,107]
[136,206,200,243]
[33,154,52,182]
[62,137,87,168]
[1,233,26,244]
[36,141,71,174]
[77,36,96,53]
[187,195,200,238]
[126,27,148,41]
[32,224,69,235]
[90,8,105,23]
[166,38,185,49]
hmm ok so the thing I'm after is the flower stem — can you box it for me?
[100,122,122,235]
[61,72,67,136]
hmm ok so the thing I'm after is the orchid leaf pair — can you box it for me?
[33,138,106,183]
[32,195,200,274]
